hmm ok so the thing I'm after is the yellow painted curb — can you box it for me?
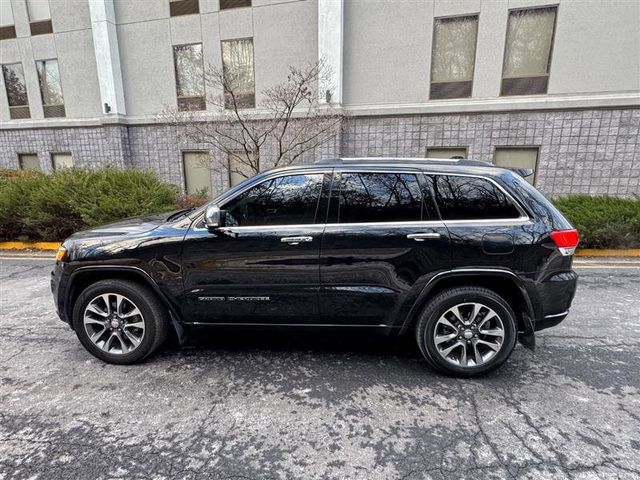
[0,241,61,251]
[576,249,640,257]
[0,242,638,256]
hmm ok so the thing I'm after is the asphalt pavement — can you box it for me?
[0,255,639,480]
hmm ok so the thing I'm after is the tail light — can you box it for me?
[550,229,579,256]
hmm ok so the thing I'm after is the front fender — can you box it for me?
[65,265,187,345]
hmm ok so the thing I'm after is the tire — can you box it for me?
[72,279,169,365]
[415,287,518,377]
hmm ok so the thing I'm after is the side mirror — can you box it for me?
[204,205,225,232]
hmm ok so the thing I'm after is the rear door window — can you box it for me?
[332,172,425,223]
[431,175,522,220]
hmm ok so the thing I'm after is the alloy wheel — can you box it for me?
[83,293,145,355]
[433,302,505,368]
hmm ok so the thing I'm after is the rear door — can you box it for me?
[428,174,529,270]
[318,169,451,326]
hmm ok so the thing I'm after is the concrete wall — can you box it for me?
[114,0,317,116]
[0,0,101,122]
[549,0,640,94]
[2,0,639,122]
[342,0,640,107]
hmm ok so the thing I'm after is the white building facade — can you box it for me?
[1,0,639,197]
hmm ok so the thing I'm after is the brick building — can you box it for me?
[1,0,639,197]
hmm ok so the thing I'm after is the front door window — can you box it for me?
[223,174,324,226]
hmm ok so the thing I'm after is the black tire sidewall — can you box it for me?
[417,288,518,377]
[72,280,160,365]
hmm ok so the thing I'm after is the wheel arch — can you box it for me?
[400,270,535,347]
[65,266,186,343]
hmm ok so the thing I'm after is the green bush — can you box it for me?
[553,195,640,249]
[0,168,179,241]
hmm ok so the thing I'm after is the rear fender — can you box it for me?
[400,269,536,350]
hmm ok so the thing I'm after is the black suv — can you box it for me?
[51,158,579,376]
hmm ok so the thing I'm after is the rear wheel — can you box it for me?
[72,279,169,364]
[415,287,517,377]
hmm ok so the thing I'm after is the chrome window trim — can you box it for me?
[219,168,333,208]
[212,220,446,232]
[192,167,530,230]
[425,171,530,222]
[193,168,333,229]
[198,217,530,232]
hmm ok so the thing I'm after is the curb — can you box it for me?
[575,249,640,257]
[0,241,61,251]
[1,241,640,257]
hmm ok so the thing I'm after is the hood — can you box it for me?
[68,212,170,240]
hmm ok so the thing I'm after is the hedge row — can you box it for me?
[1,168,638,248]
[553,194,640,249]
[0,168,207,242]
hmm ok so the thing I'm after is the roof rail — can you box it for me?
[315,157,493,167]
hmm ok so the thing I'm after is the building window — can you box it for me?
[501,7,557,96]
[183,151,212,195]
[169,0,199,17]
[493,147,539,184]
[173,44,205,111]
[430,15,478,100]
[19,154,41,171]
[0,1,16,40]
[26,0,53,35]
[220,0,252,10]
[426,147,468,159]
[228,150,257,187]
[36,59,65,118]
[51,152,73,170]
[2,63,30,119]
[221,38,255,109]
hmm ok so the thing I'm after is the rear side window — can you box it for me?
[223,173,323,226]
[334,172,424,223]
[431,175,521,220]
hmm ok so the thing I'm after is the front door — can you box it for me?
[319,170,451,326]
[181,171,328,324]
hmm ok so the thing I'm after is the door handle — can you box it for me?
[407,232,442,242]
[281,236,313,245]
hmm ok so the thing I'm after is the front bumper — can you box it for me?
[51,262,71,326]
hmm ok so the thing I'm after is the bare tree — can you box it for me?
[161,58,345,182]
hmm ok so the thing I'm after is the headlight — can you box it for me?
[55,246,67,263]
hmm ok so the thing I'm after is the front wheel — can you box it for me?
[415,287,518,377]
[72,279,169,365]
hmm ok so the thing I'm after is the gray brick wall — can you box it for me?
[0,126,130,173]
[342,108,640,197]
[1,107,638,197]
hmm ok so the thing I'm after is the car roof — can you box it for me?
[263,157,515,177]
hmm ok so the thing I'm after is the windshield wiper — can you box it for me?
[166,207,195,222]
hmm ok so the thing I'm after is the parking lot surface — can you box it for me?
[1,255,639,480]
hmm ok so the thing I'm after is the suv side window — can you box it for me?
[431,175,521,220]
[334,172,425,223]
[223,173,324,226]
